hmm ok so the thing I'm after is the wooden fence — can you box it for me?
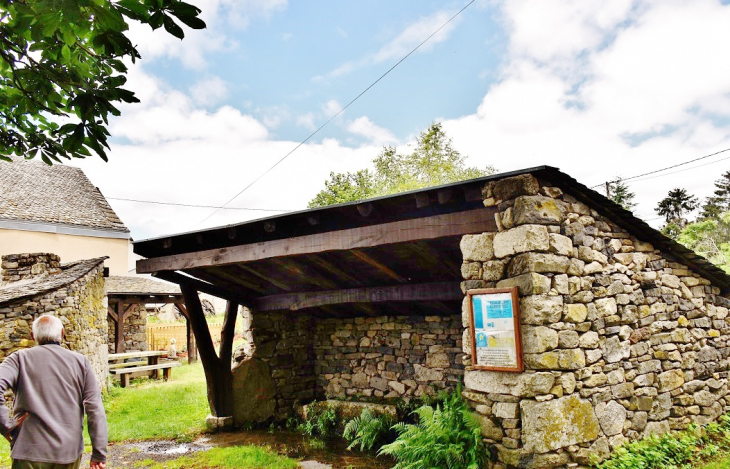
[146,323,223,352]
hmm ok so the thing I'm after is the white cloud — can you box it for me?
[322,99,343,118]
[441,0,730,228]
[315,10,460,80]
[347,117,397,146]
[127,0,288,69]
[189,76,229,107]
[296,112,316,130]
[256,105,291,129]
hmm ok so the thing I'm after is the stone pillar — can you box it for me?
[2,253,62,283]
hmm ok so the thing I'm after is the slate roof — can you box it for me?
[105,276,181,296]
[0,157,129,233]
[0,257,107,305]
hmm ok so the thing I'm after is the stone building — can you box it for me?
[0,253,109,388]
[133,166,730,468]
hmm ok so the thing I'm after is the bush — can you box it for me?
[595,416,730,469]
[379,390,486,469]
[343,408,394,452]
[298,402,338,439]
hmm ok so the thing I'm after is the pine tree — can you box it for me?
[656,188,699,238]
[608,178,636,211]
[700,171,730,219]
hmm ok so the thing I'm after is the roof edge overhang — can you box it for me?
[0,218,131,239]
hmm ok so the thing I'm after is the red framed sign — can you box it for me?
[467,287,524,372]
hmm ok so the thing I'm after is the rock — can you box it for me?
[231,358,276,424]
[460,233,495,261]
[578,246,608,264]
[475,413,504,439]
[352,371,369,387]
[464,370,555,397]
[558,330,580,349]
[596,401,626,436]
[483,261,505,281]
[643,421,670,438]
[525,349,585,370]
[493,225,550,258]
[694,390,716,407]
[414,365,443,382]
[389,381,406,394]
[521,295,564,325]
[603,336,630,363]
[498,273,551,295]
[494,402,520,419]
[522,326,559,353]
[508,253,571,276]
[549,234,573,256]
[492,174,540,201]
[579,331,599,349]
[521,394,600,453]
[426,352,450,368]
[564,304,588,323]
[552,274,569,295]
[513,196,567,225]
[657,370,684,392]
[594,298,618,318]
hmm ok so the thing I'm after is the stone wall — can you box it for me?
[1,253,61,284]
[459,174,730,468]
[314,315,463,399]
[234,311,463,422]
[107,304,147,353]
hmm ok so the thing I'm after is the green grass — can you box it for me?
[699,453,730,469]
[132,446,299,469]
[103,362,209,442]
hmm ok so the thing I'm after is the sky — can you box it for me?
[70,0,730,241]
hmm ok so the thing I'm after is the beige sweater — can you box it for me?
[0,344,107,463]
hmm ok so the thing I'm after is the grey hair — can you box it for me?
[32,315,64,345]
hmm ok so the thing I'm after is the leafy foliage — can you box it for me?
[656,188,700,237]
[595,416,730,469]
[343,408,394,452]
[0,0,206,164]
[608,177,636,211]
[308,123,496,208]
[678,212,730,273]
[701,171,730,220]
[298,402,339,440]
[378,390,487,469]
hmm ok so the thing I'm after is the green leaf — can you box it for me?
[61,44,72,61]
[163,15,184,39]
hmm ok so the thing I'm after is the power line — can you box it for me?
[627,154,730,184]
[197,0,476,227]
[106,197,295,212]
[591,147,730,189]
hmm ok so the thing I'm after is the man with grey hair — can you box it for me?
[0,314,107,468]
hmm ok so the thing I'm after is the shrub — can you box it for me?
[379,390,486,469]
[343,408,394,452]
[595,416,730,469]
[298,402,338,439]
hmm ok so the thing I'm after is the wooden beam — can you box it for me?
[253,281,462,312]
[115,301,124,353]
[153,270,252,306]
[137,208,497,273]
[176,303,197,364]
[108,295,182,304]
[349,249,407,283]
[219,301,237,365]
[107,306,118,323]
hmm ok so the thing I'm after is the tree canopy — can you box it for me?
[678,212,730,274]
[608,177,636,212]
[0,0,206,164]
[308,123,496,208]
[701,171,730,219]
[656,188,699,238]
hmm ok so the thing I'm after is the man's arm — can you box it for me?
[0,353,20,435]
[82,359,108,464]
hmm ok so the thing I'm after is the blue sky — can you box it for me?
[72,0,730,240]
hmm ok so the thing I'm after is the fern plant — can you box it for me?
[379,390,486,469]
[298,402,338,440]
[343,408,394,452]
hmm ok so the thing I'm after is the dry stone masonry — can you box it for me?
[460,174,730,468]
[0,253,109,389]
[107,304,147,353]
[233,310,463,422]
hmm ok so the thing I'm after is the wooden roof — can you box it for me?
[134,166,730,317]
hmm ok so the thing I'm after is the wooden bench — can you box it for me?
[108,360,148,370]
[109,362,181,387]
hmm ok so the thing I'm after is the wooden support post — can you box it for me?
[219,301,237,364]
[114,301,125,354]
[177,303,197,364]
[180,285,234,418]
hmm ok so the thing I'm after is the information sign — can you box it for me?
[467,287,523,372]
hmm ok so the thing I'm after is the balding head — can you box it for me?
[32,315,64,345]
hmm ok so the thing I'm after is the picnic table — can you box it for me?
[108,350,180,387]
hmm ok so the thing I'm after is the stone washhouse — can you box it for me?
[133,166,730,468]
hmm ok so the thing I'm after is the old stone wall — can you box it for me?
[1,253,61,284]
[0,261,108,389]
[107,304,147,353]
[314,315,463,399]
[460,174,730,468]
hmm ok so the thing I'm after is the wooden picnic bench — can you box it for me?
[108,350,180,387]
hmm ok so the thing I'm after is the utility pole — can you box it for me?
[605,181,611,199]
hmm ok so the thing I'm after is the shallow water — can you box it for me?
[197,430,394,469]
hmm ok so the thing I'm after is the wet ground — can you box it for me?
[81,430,394,469]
